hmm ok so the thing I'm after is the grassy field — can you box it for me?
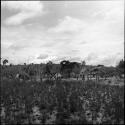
[0,79,124,124]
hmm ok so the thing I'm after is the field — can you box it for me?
[0,79,124,124]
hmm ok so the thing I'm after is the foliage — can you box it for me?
[60,60,70,78]
[117,59,124,69]
[1,79,124,124]
[45,61,53,75]
[60,60,80,78]
[116,59,124,75]
[2,59,8,66]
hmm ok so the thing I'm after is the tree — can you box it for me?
[117,59,124,69]
[2,59,8,66]
[60,60,79,78]
[81,60,86,66]
[9,63,13,67]
[51,64,60,74]
[116,59,124,76]
[72,63,80,78]
[97,64,104,67]
[60,60,71,78]
[45,61,53,76]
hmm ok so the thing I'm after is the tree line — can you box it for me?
[1,58,124,79]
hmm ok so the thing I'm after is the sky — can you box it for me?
[1,0,124,66]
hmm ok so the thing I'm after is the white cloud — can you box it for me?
[49,13,123,51]
[48,16,87,33]
[1,1,124,66]
[37,54,48,60]
[32,55,57,64]
[99,53,123,66]
[2,1,43,25]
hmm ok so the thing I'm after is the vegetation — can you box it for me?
[116,59,124,77]
[0,58,124,124]
[117,59,124,69]
[1,79,124,124]
[2,59,8,66]
[1,58,124,79]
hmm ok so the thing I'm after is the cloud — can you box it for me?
[71,50,79,53]
[51,56,81,63]
[100,53,123,66]
[80,41,87,45]
[51,56,67,63]
[69,57,81,62]
[1,1,124,66]
[32,55,57,64]
[37,54,48,60]
[48,16,86,34]
[9,41,32,51]
[85,53,98,62]
[85,52,124,66]
[9,44,26,51]
[2,1,43,25]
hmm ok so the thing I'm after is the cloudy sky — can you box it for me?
[1,0,124,66]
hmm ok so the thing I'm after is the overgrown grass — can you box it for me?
[0,79,124,124]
